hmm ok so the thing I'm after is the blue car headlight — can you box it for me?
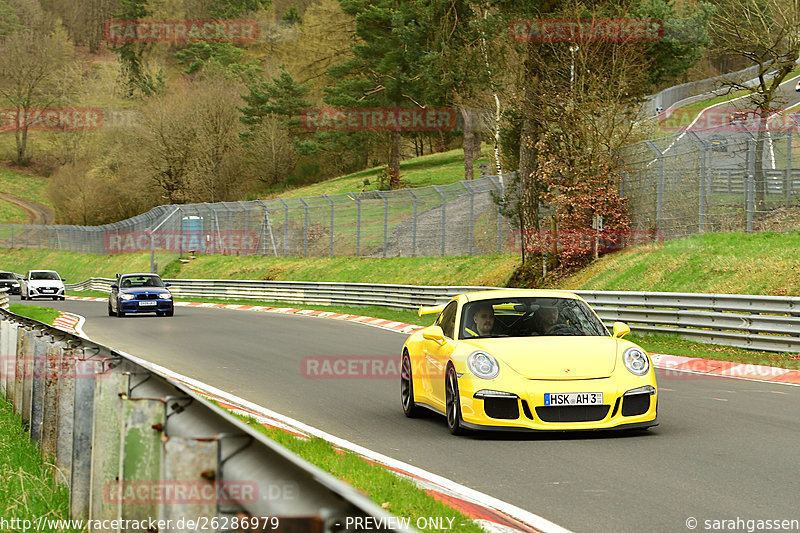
[623,347,650,376]
[120,294,135,301]
[157,292,172,299]
[467,351,500,379]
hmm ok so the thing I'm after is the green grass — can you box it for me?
[0,199,27,223]
[0,248,179,282]
[228,411,485,533]
[558,231,800,296]
[0,167,51,207]
[8,304,60,325]
[0,397,81,532]
[171,254,517,287]
[271,147,493,199]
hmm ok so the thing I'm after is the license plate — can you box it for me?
[41,289,54,293]
[544,392,603,406]
[138,301,157,306]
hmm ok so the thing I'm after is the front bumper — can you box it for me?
[27,287,64,298]
[119,298,173,313]
[1,284,20,294]
[457,374,658,432]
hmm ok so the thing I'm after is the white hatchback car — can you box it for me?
[21,270,66,301]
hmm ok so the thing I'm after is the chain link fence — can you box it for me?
[2,117,800,258]
[621,116,800,237]
[0,174,521,257]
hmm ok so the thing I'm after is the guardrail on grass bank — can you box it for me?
[0,309,407,532]
[64,278,800,353]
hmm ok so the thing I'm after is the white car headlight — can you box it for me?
[467,351,499,379]
[120,294,135,300]
[623,347,650,376]
[157,292,172,299]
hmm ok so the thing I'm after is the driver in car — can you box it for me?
[465,304,496,337]
[532,306,559,335]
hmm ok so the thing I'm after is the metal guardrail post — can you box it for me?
[644,141,664,231]
[787,126,794,208]
[461,181,475,255]
[278,198,289,256]
[689,132,707,233]
[432,185,446,256]
[30,330,49,443]
[323,194,334,257]
[376,191,388,258]
[350,193,361,257]
[71,354,109,520]
[407,190,417,257]
[747,136,756,233]
[299,198,309,258]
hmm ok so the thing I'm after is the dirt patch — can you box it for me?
[0,193,54,225]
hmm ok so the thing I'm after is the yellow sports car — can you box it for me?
[401,289,658,434]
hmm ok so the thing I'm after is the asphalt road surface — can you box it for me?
[19,298,800,533]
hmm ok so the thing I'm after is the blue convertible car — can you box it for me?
[108,273,174,317]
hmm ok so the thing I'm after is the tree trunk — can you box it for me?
[461,107,474,180]
[389,129,401,189]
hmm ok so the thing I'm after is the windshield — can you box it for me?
[30,271,60,280]
[0,273,14,279]
[459,297,608,339]
[119,275,165,289]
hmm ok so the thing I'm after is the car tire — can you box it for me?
[165,309,174,317]
[401,352,421,418]
[445,364,465,435]
[52,297,58,301]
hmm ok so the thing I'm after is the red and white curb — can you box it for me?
[53,311,85,336]
[651,353,800,386]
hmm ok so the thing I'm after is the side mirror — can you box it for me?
[164,282,171,287]
[422,325,448,345]
[612,322,631,339]
[110,283,118,289]
[61,278,66,282]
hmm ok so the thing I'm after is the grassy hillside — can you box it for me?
[0,167,51,207]
[2,231,799,295]
[559,232,800,296]
[0,248,179,281]
[272,147,493,199]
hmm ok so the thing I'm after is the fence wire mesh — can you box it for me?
[2,117,799,258]
[0,175,518,257]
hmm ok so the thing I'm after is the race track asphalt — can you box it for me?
[19,299,800,533]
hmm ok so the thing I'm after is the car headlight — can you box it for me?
[120,294,135,300]
[623,347,650,376]
[157,292,172,299]
[467,351,499,379]
[11,282,19,287]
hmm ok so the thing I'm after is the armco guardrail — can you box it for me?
[0,288,8,310]
[0,309,408,532]
[65,279,800,353]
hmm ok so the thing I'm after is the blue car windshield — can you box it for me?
[120,276,165,288]
[460,297,608,339]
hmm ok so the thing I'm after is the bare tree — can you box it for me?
[0,28,74,164]
[708,0,800,205]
